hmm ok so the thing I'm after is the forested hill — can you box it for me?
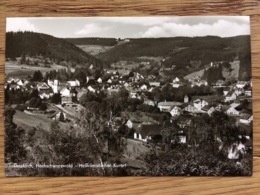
[6,31,104,69]
[97,36,251,71]
[66,37,118,46]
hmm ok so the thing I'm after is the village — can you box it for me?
[5,60,253,163]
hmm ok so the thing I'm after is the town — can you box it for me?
[5,30,253,176]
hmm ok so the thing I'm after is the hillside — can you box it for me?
[66,37,118,46]
[6,32,104,69]
[96,36,251,80]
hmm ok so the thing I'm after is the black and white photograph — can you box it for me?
[4,16,253,176]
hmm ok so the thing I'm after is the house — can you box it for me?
[97,78,102,83]
[223,88,230,96]
[236,81,247,89]
[144,100,156,107]
[245,90,252,96]
[37,82,50,91]
[225,91,237,102]
[130,92,141,99]
[239,114,253,124]
[157,101,183,112]
[171,131,187,144]
[149,82,160,87]
[60,87,71,97]
[226,106,240,116]
[193,99,208,110]
[9,83,20,90]
[215,79,225,87]
[172,77,182,88]
[201,105,215,116]
[67,80,80,87]
[87,86,96,93]
[172,83,181,88]
[124,112,158,130]
[39,88,53,99]
[173,77,180,83]
[170,106,182,116]
[134,123,162,142]
[107,79,112,84]
[191,79,208,87]
[184,104,199,114]
[140,84,148,91]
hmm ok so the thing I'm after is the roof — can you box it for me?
[237,81,247,85]
[39,88,53,94]
[201,105,214,111]
[136,124,163,137]
[122,112,158,124]
[191,95,223,103]
[240,113,252,120]
[158,101,182,107]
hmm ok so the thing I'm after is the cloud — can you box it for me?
[140,19,250,38]
[75,23,107,36]
[6,18,38,32]
[96,17,175,26]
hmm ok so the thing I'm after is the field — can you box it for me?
[5,61,66,79]
[76,45,114,56]
[184,68,205,81]
[13,110,70,132]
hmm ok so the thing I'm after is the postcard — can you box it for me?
[5,16,252,176]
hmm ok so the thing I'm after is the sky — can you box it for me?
[6,16,250,38]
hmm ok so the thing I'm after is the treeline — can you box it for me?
[66,37,118,46]
[6,31,105,69]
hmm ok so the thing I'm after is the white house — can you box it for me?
[87,86,96,93]
[37,82,50,91]
[191,79,208,87]
[140,84,148,91]
[226,106,240,116]
[97,78,102,83]
[149,82,160,87]
[240,114,253,124]
[245,90,252,96]
[107,79,112,84]
[157,101,182,112]
[67,80,80,87]
[236,81,247,89]
[144,100,156,107]
[130,92,141,99]
[60,87,71,97]
[170,106,182,116]
[225,92,237,102]
[173,77,180,83]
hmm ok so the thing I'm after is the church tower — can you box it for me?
[184,95,189,103]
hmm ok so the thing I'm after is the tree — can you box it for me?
[32,71,43,82]
[51,93,61,104]
[5,108,26,163]
[59,112,65,122]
